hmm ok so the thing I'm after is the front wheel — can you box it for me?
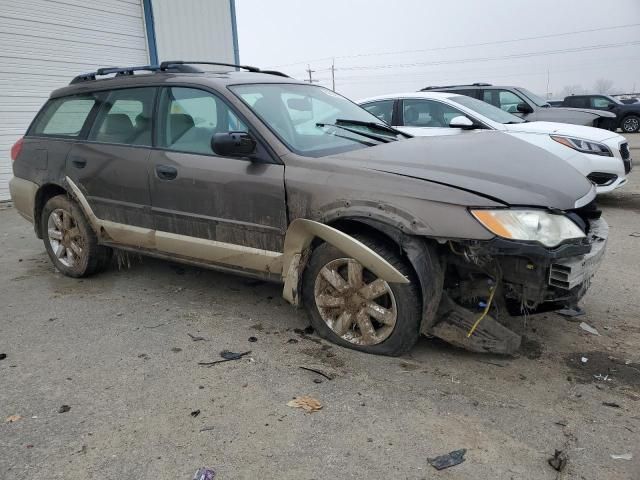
[302,235,422,356]
[41,194,112,278]
[621,115,640,133]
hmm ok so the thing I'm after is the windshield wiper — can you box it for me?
[335,118,412,138]
[316,122,393,144]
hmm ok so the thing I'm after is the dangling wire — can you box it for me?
[467,285,497,338]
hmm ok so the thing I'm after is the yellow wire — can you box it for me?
[467,286,496,338]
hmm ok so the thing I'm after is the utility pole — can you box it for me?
[546,68,550,99]
[331,58,336,91]
[305,64,318,84]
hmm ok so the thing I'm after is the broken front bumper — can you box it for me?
[548,218,608,291]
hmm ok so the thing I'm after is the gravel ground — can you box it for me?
[1,140,639,479]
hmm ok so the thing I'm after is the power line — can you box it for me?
[336,41,640,71]
[268,23,640,68]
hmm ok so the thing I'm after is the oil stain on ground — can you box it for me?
[564,351,640,390]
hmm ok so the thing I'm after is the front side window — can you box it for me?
[450,95,524,124]
[88,87,156,146]
[362,100,394,124]
[483,89,526,113]
[30,96,96,137]
[402,99,465,127]
[158,87,247,155]
[230,83,398,157]
[591,97,615,109]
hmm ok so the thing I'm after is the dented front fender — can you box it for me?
[281,219,409,305]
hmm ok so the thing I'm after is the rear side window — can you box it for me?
[88,87,156,146]
[362,100,394,124]
[30,96,96,137]
[565,97,588,108]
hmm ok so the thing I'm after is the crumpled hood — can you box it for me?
[325,131,594,210]
[504,121,621,142]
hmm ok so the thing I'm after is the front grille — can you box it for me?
[587,172,617,186]
[620,142,630,160]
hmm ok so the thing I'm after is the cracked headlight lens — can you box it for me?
[550,135,613,156]
[471,209,585,247]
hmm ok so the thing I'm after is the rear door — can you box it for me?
[148,86,287,253]
[66,87,156,228]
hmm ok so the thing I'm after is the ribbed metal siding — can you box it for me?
[151,0,236,66]
[0,0,150,200]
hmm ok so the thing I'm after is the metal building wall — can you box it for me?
[0,0,151,201]
[151,0,239,65]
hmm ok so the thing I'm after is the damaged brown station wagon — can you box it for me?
[10,61,608,356]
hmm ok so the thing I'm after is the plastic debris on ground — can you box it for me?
[427,449,467,470]
[5,415,23,423]
[581,357,588,364]
[192,467,216,479]
[557,307,585,318]
[58,405,71,413]
[610,453,633,460]
[287,395,322,412]
[0,353,6,360]
[548,449,568,472]
[579,322,600,336]
[198,350,251,366]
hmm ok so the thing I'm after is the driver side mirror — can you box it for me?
[516,102,534,114]
[449,115,476,130]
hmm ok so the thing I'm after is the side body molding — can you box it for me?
[67,177,408,306]
[282,218,410,305]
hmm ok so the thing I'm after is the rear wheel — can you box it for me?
[302,234,422,356]
[621,115,640,133]
[41,195,112,277]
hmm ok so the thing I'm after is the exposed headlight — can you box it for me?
[471,209,585,247]
[550,135,613,156]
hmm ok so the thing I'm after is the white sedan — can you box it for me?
[359,92,632,194]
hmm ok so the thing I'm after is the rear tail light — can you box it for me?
[10,137,24,161]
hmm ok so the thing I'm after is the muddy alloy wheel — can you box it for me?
[622,115,640,133]
[41,194,112,278]
[314,258,398,346]
[47,208,84,268]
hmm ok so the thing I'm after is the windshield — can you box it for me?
[229,83,400,157]
[516,87,550,107]
[449,95,525,124]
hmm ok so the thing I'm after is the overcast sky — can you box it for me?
[235,0,640,100]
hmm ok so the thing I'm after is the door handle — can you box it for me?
[69,156,87,169]
[155,164,178,180]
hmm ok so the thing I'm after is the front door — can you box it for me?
[66,87,156,228]
[149,86,287,257]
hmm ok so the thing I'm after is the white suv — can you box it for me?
[359,92,632,194]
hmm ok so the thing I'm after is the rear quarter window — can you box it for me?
[30,96,96,137]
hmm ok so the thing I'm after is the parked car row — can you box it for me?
[9,62,616,357]
[419,83,616,128]
[552,94,640,133]
[359,91,632,193]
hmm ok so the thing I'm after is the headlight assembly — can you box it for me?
[471,209,585,247]
[550,135,612,156]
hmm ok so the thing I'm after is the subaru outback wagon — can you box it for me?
[10,61,608,356]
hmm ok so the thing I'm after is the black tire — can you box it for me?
[302,234,422,356]
[41,194,112,278]
[621,115,640,133]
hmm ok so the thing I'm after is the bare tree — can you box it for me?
[594,78,614,94]
[559,84,584,98]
